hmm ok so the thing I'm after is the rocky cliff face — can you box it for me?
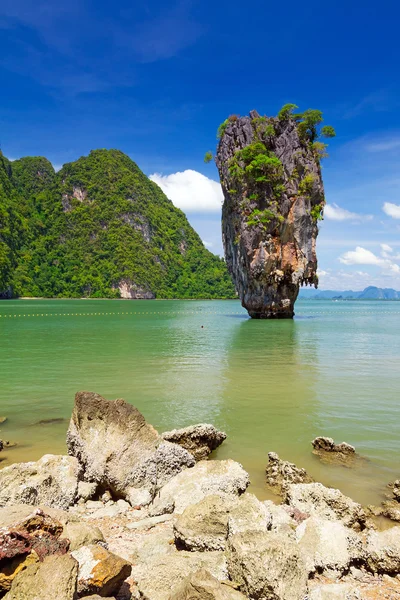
[216,110,326,318]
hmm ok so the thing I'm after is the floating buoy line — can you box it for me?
[0,310,399,319]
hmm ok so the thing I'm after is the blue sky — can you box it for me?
[1,0,400,290]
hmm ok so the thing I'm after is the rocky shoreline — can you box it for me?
[1,392,400,599]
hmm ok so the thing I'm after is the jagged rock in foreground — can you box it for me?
[3,554,78,600]
[0,455,81,509]
[66,391,195,506]
[71,543,131,597]
[149,459,250,516]
[162,424,227,461]
[227,530,308,600]
[169,569,246,600]
[216,109,328,318]
[265,452,314,495]
[285,482,367,530]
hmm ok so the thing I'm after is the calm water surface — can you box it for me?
[1,298,399,506]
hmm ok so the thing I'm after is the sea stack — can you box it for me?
[216,106,332,318]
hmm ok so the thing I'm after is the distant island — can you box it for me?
[299,286,400,300]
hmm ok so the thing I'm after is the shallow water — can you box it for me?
[1,298,399,506]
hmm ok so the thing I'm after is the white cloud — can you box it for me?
[324,203,372,222]
[202,240,213,248]
[383,202,400,219]
[339,246,384,266]
[339,245,400,276]
[149,170,223,213]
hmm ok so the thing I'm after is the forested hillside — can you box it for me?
[0,149,235,299]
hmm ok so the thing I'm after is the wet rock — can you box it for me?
[216,110,325,319]
[382,501,400,522]
[0,454,81,509]
[312,437,355,455]
[296,516,363,575]
[162,424,227,461]
[71,544,131,597]
[365,527,400,574]
[3,553,78,600]
[62,521,105,552]
[227,530,308,600]
[149,459,249,516]
[169,569,246,600]
[393,480,400,501]
[66,391,194,505]
[33,418,66,426]
[285,482,366,529]
[174,495,232,551]
[311,437,363,468]
[133,551,228,600]
[265,452,313,495]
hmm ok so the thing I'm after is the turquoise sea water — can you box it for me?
[1,298,399,506]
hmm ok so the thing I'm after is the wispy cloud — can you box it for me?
[342,89,397,119]
[324,203,373,222]
[365,137,400,152]
[149,170,223,213]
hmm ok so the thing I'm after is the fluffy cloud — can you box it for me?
[324,203,372,222]
[339,245,400,274]
[383,202,400,219]
[149,170,223,213]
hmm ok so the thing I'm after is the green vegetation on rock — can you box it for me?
[0,149,235,299]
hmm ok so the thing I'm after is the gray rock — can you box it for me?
[127,513,173,531]
[3,554,78,600]
[365,527,400,574]
[77,481,97,501]
[0,454,81,509]
[263,501,297,533]
[66,391,195,505]
[226,530,308,600]
[216,110,325,319]
[312,436,355,454]
[228,493,272,536]
[62,521,105,552]
[133,551,228,600]
[82,596,115,600]
[174,492,272,552]
[169,569,246,600]
[285,482,366,529]
[174,495,232,551]
[149,459,249,516]
[265,452,313,495]
[296,516,363,575]
[71,544,131,597]
[308,583,361,599]
[162,424,227,461]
